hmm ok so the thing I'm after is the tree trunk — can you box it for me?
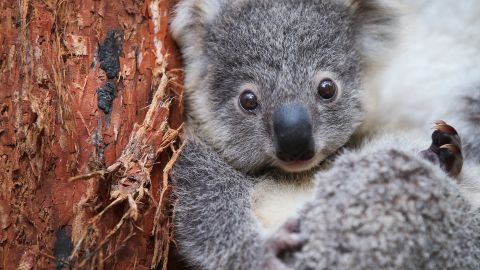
[0,0,184,269]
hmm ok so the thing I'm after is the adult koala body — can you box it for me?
[362,0,480,207]
[171,0,480,269]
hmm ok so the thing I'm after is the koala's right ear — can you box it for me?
[340,0,397,61]
[171,0,228,48]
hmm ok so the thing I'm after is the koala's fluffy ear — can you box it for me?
[171,0,228,48]
[345,0,396,61]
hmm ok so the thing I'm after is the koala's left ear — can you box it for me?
[345,0,397,61]
[171,0,228,50]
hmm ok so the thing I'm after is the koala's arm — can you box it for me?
[289,146,480,269]
[172,141,269,270]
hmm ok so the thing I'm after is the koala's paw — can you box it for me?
[420,120,463,177]
[264,218,307,270]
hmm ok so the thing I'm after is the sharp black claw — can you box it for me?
[440,144,461,154]
[422,121,463,177]
[434,122,459,136]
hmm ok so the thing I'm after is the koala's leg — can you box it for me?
[288,148,480,270]
[172,141,303,270]
[420,120,463,177]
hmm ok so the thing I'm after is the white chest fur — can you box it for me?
[252,178,315,232]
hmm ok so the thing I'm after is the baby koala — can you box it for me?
[170,0,468,269]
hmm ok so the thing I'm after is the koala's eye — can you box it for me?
[239,90,258,112]
[317,79,338,100]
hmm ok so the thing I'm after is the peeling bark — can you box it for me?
[0,0,183,269]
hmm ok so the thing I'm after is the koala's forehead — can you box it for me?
[205,0,358,74]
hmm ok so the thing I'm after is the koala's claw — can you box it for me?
[264,218,307,270]
[420,120,463,177]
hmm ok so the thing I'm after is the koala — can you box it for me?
[170,0,480,269]
[172,0,392,230]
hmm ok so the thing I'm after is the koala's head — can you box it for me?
[172,0,393,173]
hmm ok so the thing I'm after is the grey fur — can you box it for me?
[172,140,271,269]
[288,148,480,269]
[458,87,480,161]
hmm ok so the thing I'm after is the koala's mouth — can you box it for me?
[274,152,325,173]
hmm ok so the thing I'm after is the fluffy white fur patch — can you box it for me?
[252,178,315,232]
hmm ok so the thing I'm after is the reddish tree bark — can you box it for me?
[0,0,183,269]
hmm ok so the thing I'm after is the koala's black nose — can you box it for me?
[273,104,315,162]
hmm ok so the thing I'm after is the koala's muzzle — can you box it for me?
[273,104,315,162]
